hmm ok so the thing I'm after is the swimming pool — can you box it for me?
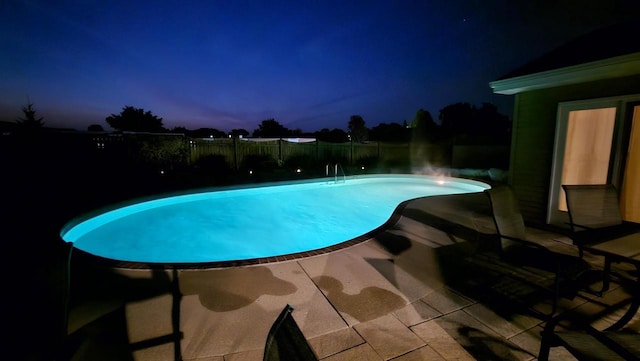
[61,175,489,265]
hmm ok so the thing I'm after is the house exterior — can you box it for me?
[490,20,640,228]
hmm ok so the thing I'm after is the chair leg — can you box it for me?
[538,315,563,361]
[538,337,552,361]
[548,273,561,318]
[602,258,611,293]
[587,257,613,296]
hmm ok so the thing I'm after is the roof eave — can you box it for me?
[490,52,640,95]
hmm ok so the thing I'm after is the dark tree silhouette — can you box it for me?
[171,126,188,134]
[230,128,250,138]
[252,118,289,138]
[348,115,368,143]
[16,102,44,128]
[439,102,510,139]
[369,122,410,142]
[476,102,511,138]
[439,102,475,136]
[106,106,165,132]
[411,109,439,142]
[288,128,303,137]
[188,128,226,138]
[87,124,104,132]
[314,128,349,142]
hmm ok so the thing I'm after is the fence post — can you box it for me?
[233,136,239,171]
[350,139,353,164]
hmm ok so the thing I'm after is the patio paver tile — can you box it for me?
[420,287,475,314]
[353,314,425,360]
[505,326,543,359]
[393,300,441,327]
[299,251,409,326]
[321,343,384,361]
[307,327,365,359]
[389,345,446,361]
[363,238,448,302]
[221,349,261,361]
[435,310,534,361]
[463,303,542,339]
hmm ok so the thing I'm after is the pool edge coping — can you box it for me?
[66,174,490,269]
[70,196,417,270]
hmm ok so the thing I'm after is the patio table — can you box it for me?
[582,231,640,330]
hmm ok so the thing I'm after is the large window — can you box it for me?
[558,107,616,210]
[620,105,640,222]
[548,96,640,225]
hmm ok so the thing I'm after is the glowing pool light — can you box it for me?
[61,175,489,264]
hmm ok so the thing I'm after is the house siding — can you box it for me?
[509,74,640,225]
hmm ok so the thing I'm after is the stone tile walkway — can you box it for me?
[65,193,639,360]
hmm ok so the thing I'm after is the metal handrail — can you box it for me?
[326,163,346,183]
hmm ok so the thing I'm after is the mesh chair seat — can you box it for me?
[563,184,640,247]
[485,187,591,316]
[264,305,318,361]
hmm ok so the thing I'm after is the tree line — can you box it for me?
[14,102,511,143]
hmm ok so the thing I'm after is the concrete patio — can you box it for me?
[63,192,640,360]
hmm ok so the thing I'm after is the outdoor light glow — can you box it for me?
[249,170,253,175]
[296,168,301,173]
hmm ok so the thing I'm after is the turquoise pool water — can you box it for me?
[61,175,488,263]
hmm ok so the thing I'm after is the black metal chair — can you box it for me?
[563,184,640,257]
[538,312,640,361]
[264,304,318,361]
[484,186,591,316]
[54,242,137,361]
[52,241,74,361]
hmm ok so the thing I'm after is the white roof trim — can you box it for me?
[490,52,640,95]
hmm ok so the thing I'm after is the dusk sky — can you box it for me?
[1,1,637,133]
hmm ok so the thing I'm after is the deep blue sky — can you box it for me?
[1,1,636,132]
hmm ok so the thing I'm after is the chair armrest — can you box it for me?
[565,222,594,231]
[499,234,554,252]
[499,234,590,278]
[571,223,595,231]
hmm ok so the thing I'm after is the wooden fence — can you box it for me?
[4,131,509,174]
[189,138,413,170]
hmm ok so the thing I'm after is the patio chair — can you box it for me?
[55,242,129,360]
[264,304,318,361]
[538,313,640,361]
[53,241,74,360]
[484,186,591,316]
[562,184,640,258]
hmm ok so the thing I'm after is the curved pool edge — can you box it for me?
[68,193,491,270]
[62,174,491,269]
[69,196,416,270]
[60,174,488,237]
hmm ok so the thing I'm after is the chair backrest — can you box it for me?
[264,305,318,361]
[562,184,623,230]
[485,187,527,252]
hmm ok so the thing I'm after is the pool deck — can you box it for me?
[49,193,640,360]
